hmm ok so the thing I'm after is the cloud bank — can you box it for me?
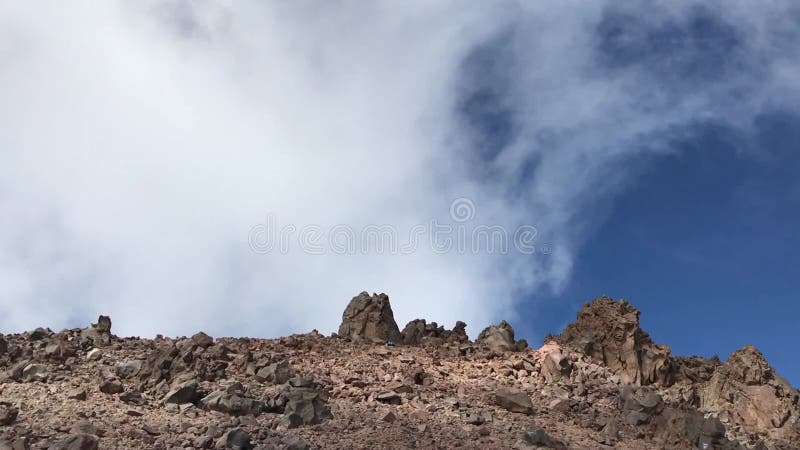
[1,1,798,338]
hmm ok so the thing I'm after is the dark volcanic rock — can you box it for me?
[191,332,214,348]
[400,319,469,346]
[255,360,293,384]
[80,315,113,348]
[47,433,99,450]
[200,383,264,416]
[337,292,401,344]
[223,428,252,450]
[0,403,18,426]
[495,388,533,415]
[618,385,663,425]
[162,378,198,404]
[476,321,520,352]
[282,386,332,428]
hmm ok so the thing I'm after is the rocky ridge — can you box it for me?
[0,294,797,449]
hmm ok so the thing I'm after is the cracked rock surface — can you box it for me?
[0,295,798,449]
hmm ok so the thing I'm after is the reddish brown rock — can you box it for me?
[554,296,673,385]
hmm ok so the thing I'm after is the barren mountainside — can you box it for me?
[0,294,798,449]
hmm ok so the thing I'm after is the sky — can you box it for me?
[0,2,798,384]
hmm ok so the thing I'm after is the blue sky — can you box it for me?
[452,3,800,385]
[521,114,800,385]
[1,3,799,386]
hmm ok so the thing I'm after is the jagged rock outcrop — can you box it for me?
[476,320,527,352]
[76,315,113,349]
[0,295,797,449]
[337,292,401,343]
[399,319,468,346]
[553,296,672,385]
[695,345,800,443]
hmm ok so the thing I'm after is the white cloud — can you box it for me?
[0,1,797,338]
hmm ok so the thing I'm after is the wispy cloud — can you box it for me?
[0,1,798,338]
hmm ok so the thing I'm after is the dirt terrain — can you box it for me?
[1,294,798,449]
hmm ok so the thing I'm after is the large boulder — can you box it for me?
[0,403,18,426]
[255,360,293,384]
[554,296,672,385]
[337,292,401,343]
[281,385,332,428]
[495,387,534,415]
[163,378,199,404]
[655,408,741,450]
[618,385,664,425]
[200,383,264,416]
[44,334,78,361]
[476,321,522,352]
[80,315,113,347]
[46,434,99,450]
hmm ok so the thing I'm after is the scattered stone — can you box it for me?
[462,409,492,425]
[48,433,99,450]
[119,390,145,405]
[81,315,113,348]
[619,385,663,425]
[67,388,88,401]
[375,391,402,405]
[85,348,102,361]
[70,420,101,436]
[223,427,251,450]
[200,384,263,416]
[0,295,796,449]
[163,378,198,404]
[495,388,533,415]
[399,319,469,346]
[281,436,311,450]
[191,331,214,348]
[282,386,332,428]
[21,363,49,382]
[44,336,78,361]
[255,360,293,384]
[29,327,50,340]
[99,378,124,394]
[115,359,143,378]
[0,403,18,426]
[521,426,554,447]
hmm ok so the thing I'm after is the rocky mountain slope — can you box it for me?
[1,294,798,449]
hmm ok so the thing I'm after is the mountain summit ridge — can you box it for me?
[0,295,797,449]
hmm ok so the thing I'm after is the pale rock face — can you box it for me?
[696,345,800,441]
[538,342,573,382]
